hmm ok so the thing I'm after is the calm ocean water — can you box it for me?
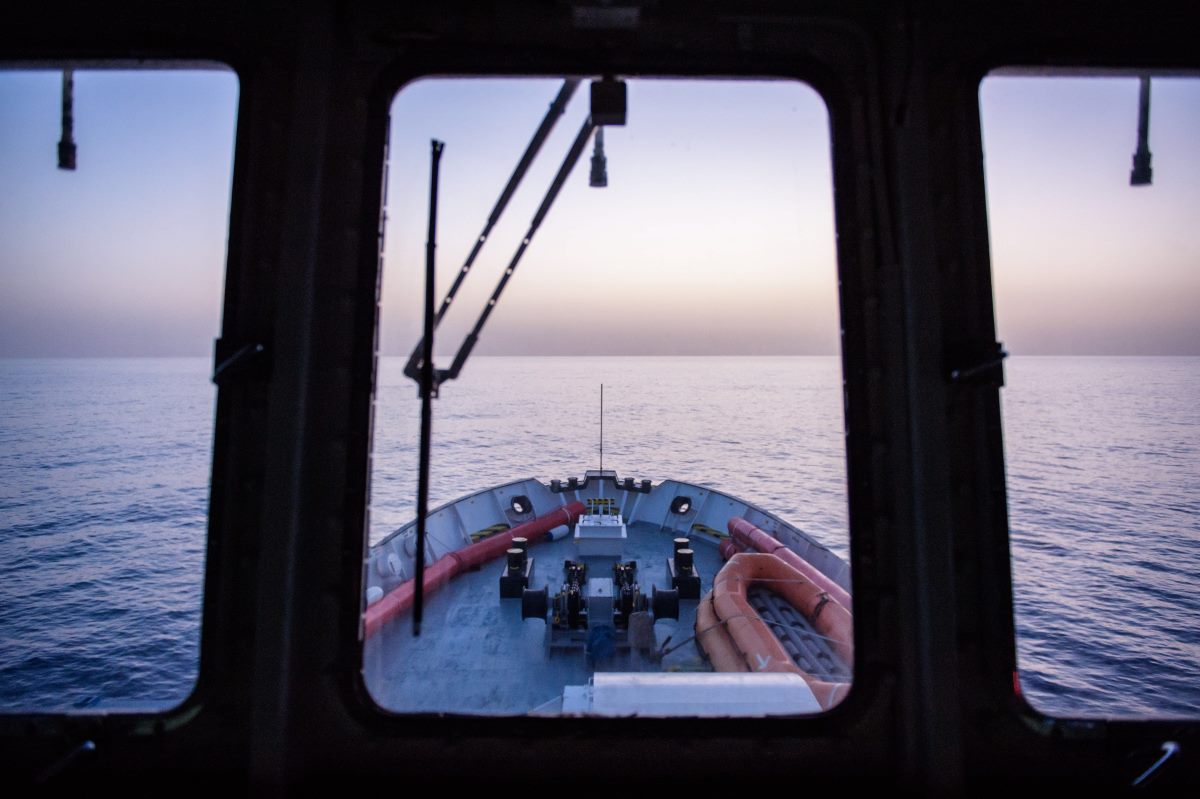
[1,355,1197,717]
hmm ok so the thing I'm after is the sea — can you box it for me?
[1,355,1197,718]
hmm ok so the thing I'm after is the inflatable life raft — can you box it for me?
[697,550,852,710]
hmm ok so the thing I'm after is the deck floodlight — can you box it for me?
[589,127,608,187]
[590,76,626,126]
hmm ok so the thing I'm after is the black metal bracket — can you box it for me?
[950,344,1007,386]
[57,69,76,171]
[212,340,267,385]
[1130,75,1152,186]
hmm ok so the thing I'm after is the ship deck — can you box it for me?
[364,520,725,715]
[362,472,853,716]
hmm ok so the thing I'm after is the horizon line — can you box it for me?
[3,352,1200,360]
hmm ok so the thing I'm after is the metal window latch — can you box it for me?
[1133,741,1180,788]
[35,739,95,784]
[950,344,1007,385]
[212,340,267,385]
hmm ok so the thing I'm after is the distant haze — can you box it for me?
[0,71,1197,357]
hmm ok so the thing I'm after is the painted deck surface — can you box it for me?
[365,520,725,714]
[363,473,852,716]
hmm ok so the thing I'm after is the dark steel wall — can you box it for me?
[3,1,1198,792]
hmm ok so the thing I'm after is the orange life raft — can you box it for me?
[697,551,852,709]
[727,517,852,611]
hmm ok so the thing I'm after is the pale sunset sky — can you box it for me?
[0,69,1197,357]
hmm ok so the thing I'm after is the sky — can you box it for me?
[981,77,1200,355]
[382,78,837,357]
[0,69,1197,357]
[0,70,237,357]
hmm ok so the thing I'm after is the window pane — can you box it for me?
[364,77,852,716]
[0,68,237,711]
[981,74,1200,718]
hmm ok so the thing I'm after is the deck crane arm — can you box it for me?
[405,77,625,392]
[403,79,581,384]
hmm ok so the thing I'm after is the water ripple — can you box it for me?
[2,355,1198,719]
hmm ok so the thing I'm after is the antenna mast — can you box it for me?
[600,383,604,473]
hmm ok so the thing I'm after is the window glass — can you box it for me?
[364,77,852,716]
[0,68,238,711]
[981,73,1200,717]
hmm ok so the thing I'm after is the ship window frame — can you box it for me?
[976,64,1200,725]
[357,68,863,726]
[0,58,242,722]
[5,3,1199,789]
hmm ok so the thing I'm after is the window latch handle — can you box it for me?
[1133,740,1180,787]
[212,341,266,385]
[950,344,1008,385]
